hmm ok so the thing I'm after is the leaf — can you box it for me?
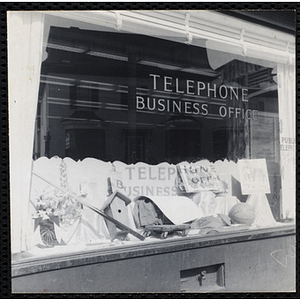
[49,215,60,227]
[33,217,43,232]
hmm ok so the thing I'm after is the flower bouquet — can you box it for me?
[33,186,83,246]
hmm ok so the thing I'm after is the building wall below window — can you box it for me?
[12,227,295,293]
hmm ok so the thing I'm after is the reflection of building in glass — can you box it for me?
[35,27,280,166]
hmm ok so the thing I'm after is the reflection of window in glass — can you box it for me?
[217,60,278,162]
[70,82,99,110]
[166,129,201,163]
[120,92,128,106]
[249,112,280,163]
[65,129,105,161]
[126,134,146,163]
[212,128,228,160]
[70,83,77,109]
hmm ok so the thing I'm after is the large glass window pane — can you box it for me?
[9,12,294,265]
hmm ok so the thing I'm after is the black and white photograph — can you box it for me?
[7,7,296,294]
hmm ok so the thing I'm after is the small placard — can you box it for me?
[238,159,270,195]
[177,164,226,194]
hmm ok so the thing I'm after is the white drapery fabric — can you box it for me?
[277,64,296,219]
[8,12,45,253]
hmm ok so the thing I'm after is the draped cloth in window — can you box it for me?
[8,12,45,253]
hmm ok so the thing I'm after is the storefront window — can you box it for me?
[8,11,295,262]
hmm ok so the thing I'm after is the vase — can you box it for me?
[39,219,59,247]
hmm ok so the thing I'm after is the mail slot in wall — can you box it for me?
[180,263,225,292]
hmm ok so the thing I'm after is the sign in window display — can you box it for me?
[8,11,295,260]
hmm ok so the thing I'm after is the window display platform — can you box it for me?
[12,224,295,293]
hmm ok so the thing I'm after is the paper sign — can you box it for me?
[238,159,270,195]
[177,164,226,193]
[149,196,203,224]
[112,162,178,198]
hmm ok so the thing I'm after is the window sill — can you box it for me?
[12,223,295,278]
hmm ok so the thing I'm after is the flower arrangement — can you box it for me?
[34,186,83,230]
[32,160,85,247]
